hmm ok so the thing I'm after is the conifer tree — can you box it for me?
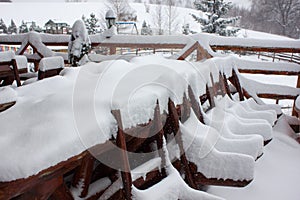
[8,20,17,34]
[191,0,240,36]
[86,13,99,34]
[19,21,29,33]
[141,20,153,35]
[0,19,8,34]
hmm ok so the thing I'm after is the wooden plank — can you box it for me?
[0,152,86,199]
[72,152,95,198]
[152,101,167,176]
[168,99,197,189]
[229,70,244,101]
[51,182,74,200]
[206,84,215,108]
[11,59,21,87]
[222,73,233,98]
[0,101,16,112]
[111,110,132,200]
[16,176,63,200]
[238,69,300,75]
[257,93,297,100]
[188,162,251,187]
[177,42,198,60]
[211,45,300,54]
[188,86,204,123]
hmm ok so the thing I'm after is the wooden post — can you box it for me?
[152,100,167,177]
[168,99,197,189]
[292,75,300,116]
[72,152,95,198]
[111,110,132,200]
[188,86,204,123]
[222,74,233,99]
[11,59,21,87]
[231,70,244,101]
[51,183,74,200]
[17,176,63,200]
[206,84,215,108]
[110,46,117,55]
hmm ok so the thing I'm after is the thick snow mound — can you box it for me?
[0,86,17,105]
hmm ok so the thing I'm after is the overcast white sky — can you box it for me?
[10,0,251,8]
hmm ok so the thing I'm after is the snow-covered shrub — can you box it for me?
[68,19,91,66]
[141,20,153,35]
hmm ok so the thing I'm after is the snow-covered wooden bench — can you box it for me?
[0,51,21,87]
[1,55,298,200]
[38,56,64,80]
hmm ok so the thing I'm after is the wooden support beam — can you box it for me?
[177,42,198,60]
[188,86,204,123]
[133,169,164,190]
[222,73,233,99]
[238,69,300,76]
[206,84,215,108]
[0,101,16,112]
[181,93,191,123]
[152,101,167,177]
[168,99,197,189]
[11,59,21,87]
[229,70,244,101]
[0,152,85,199]
[72,152,95,198]
[292,75,300,116]
[211,45,300,54]
[257,93,297,100]
[16,176,63,200]
[188,162,252,187]
[51,182,74,200]
[111,110,132,200]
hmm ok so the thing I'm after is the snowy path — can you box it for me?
[207,130,300,200]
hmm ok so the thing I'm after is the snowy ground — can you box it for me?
[208,127,300,200]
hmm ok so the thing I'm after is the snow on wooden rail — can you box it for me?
[1,32,299,62]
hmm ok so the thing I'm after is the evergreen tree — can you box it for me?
[182,23,195,35]
[191,0,240,36]
[19,21,29,33]
[8,19,17,34]
[0,19,8,34]
[86,13,99,34]
[141,20,153,35]
[29,22,42,33]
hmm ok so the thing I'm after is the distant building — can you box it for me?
[44,20,70,34]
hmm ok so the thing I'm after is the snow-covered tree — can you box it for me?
[68,19,91,66]
[182,23,196,35]
[166,0,179,35]
[19,21,28,33]
[141,20,153,35]
[86,13,100,34]
[152,0,164,35]
[0,19,8,34]
[107,0,137,21]
[28,22,42,33]
[191,0,240,36]
[250,0,300,38]
[7,19,17,34]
